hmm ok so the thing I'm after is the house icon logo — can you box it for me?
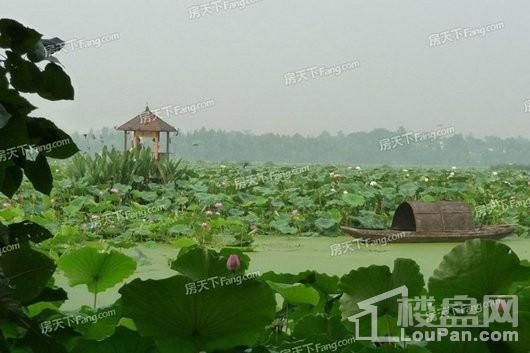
[347,285,408,342]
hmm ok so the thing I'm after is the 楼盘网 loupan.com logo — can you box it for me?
[347,286,518,343]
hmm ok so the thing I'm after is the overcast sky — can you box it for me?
[2,0,530,138]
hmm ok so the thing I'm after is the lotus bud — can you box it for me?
[291,209,299,216]
[226,255,240,271]
[109,188,119,194]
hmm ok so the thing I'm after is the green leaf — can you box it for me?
[0,247,56,304]
[0,103,11,129]
[270,218,297,234]
[342,193,365,207]
[72,304,121,340]
[23,153,53,195]
[314,217,337,230]
[339,259,425,324]
[27,118,79,159]
[1,165,23,198]
[0,19,42,54]
[0,67,8,89]
[168,224,192,236]
[0,109,28,151]
[119,275,276,353]
[429,239,529,300]
[261,270,340,295]
[398,182,418,197]
[71,327,156,353]
[266,281,321,306]
[426,339,490,353]
[292,314,358,350]
[5,51,43,93]
[63,196,90,216]
[0,88,36,116]
[58,247,137,294]
[27,40,46,62]
[38,63,74,101]
[7,221,52,245]
[171,237,197,248]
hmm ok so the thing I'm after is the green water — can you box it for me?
[56,235,530,311]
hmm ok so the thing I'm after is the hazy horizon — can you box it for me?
[3,0,530,138]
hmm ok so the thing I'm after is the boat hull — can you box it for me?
[340,225,516,243]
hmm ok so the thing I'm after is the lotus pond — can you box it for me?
[2,159,530,353]
[56,235,530,311]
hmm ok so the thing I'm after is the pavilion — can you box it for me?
[116,106,178,160]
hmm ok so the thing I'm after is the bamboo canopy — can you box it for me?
[341,201,515,243]
[391,201,475,232]
[116,106,177,160]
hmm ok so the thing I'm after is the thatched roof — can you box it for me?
[116,106,177,132]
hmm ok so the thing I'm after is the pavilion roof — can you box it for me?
[116,106,177,132]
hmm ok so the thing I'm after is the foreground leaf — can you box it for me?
[120,275,276,352]
[58,247,136,294]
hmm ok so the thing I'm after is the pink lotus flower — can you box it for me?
[201,222,209,230]
[205,210,213,216]
[109,188,119,194]
[291,209,299,216]
[2,203,11,209]
[213,202,224,209]
[226,255,241,271]
[333,174,342,181]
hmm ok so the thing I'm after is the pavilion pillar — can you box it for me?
[154,132,160,161]
[132,132,140,148]
[166,131,170,157]
[123,131,128,151]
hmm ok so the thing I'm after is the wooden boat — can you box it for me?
[341,201,516,243]
[340,225,516,243]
